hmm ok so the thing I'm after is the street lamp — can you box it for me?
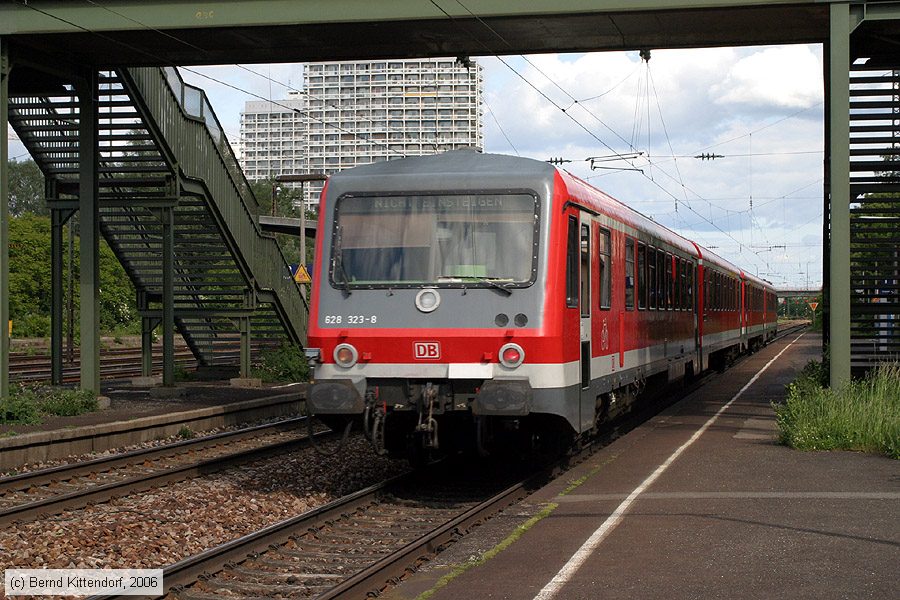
[271,183,282,216]
[274,173,327,271]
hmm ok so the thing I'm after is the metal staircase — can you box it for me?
[8,68,308,369]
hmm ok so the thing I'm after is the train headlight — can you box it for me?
[415,288,441,313]
[333,343,358,368]
[499,343,525,368]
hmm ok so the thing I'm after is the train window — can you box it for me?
[732,278,736,311]
[729,278,733,311]
[657,249,666,310]
[728,277,734,310]
[718,273,723,311]
[648,247,657,309]
[332,192,538,289]
[625,238,635,310]
[598,227,611,309]
[714,272,720,311]
[672,256,684,310]
[689,264,695,313]
[566,217,578,308]
[703,269,709,313]
[665,253,673,310]
[726,278,730,311]
[679,259,687,311]
[581,224,590,317]
[637,243,647,310]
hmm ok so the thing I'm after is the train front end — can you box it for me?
[305,152,563,458]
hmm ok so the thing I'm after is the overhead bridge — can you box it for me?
[7,66,308,386]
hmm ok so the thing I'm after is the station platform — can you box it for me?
[390,332,900,600]
[0,381,305,470]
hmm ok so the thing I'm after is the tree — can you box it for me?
[8,213,139,337]
[6,159,47,216]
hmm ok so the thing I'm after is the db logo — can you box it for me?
[414,342,441,360]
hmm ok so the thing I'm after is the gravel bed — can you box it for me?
[0,434,407,594]
[1,414,304,477]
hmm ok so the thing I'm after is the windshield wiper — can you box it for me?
[333,225,352,297]
[437,275,513,296]
[334,259,352,297]
[478,277,513,296]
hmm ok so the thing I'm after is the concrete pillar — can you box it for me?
[828,3,852,387]
[0,38,10,398]
[78,70,101,394]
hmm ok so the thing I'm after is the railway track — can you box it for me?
[123,322,810,600]
[9,345,200,384]
[0,417,329,525]
[8,340,281,384]
[143,459,537,600]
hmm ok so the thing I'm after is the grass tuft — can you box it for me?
[0,385,98,425]
[774,362,900,459]
[251,342,310,383]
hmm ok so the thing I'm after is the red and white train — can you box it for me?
[305,151,777,457]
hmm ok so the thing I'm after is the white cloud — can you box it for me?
[712,45,822,109]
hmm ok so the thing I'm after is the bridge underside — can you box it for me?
[3,1,900,391]
[5,5,830,67]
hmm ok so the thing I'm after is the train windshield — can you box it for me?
[332,193,538,288]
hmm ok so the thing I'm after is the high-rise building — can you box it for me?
[238,91,306,182]
[239,58,483,211]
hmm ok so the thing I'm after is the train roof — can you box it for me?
[326,151,771,290]
[556,168,773,290]
[326,149,554,183]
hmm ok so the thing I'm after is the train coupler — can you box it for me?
[363,388,388,455]
[414,383,440,450]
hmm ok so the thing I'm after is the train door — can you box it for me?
[692,261,699,370]
[740,279,747,348]
[579,218,592,401]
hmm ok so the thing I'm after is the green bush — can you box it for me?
[251,343,309,383]
[11,313,51,338]
[0,394,42,425]
[39,388,98,417]
[0,385,98,424]
[775,362,900,459]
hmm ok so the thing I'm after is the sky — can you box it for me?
[7,44,825,289]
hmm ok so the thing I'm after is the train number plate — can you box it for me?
[414,342,441,360]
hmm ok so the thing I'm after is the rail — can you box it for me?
[0,417,325,525]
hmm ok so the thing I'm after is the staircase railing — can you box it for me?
[122,67,308,344]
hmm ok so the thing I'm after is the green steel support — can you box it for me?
[240,316,251,379]
[240,289,254,379]
[141,316,154,378]
[828,3,851,388]
[78,71,101,394]
[160,206,175,386]
[0,38,9,398]
[50,202,75,385]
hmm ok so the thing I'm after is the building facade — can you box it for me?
[238,91,306,182]
[239,58,484,211]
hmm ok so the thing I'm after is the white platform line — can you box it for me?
[533,332,806,600]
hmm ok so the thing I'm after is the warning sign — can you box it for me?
[293,264,311,284]
[808,301,819,312]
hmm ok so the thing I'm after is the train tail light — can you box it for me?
[499,343,525,368]
[334,343,358,368]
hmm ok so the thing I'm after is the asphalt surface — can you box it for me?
[387,332,900,600]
